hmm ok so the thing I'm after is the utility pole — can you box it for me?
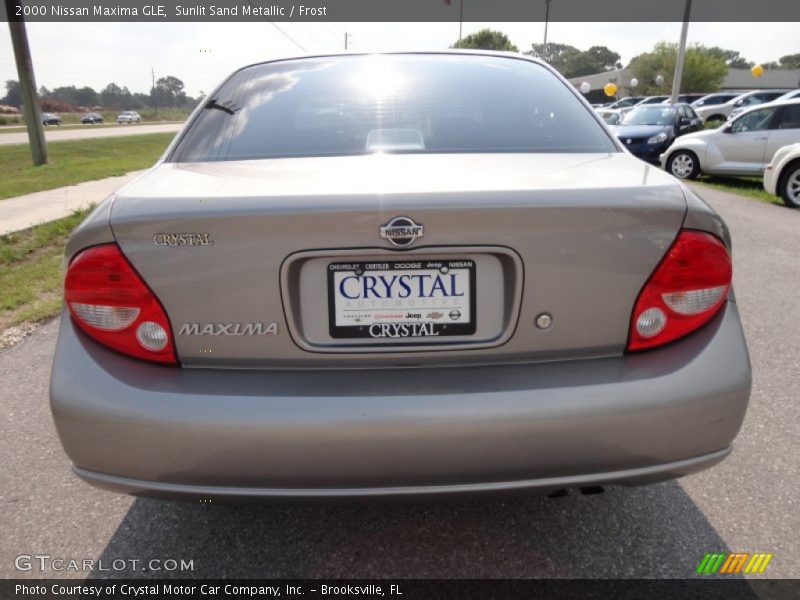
[458,0,463,44]
[151,67,158,119]
[543,0,552,61]
[670,0,692,105]
[6,1,47,165]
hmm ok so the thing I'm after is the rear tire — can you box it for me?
[779,162,800,209]
[667,150,700,180]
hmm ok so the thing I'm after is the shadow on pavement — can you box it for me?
[91,481,740,578]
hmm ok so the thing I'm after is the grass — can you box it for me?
[0,208,92,331]
[0,132,174,200]
[693,176,783,206]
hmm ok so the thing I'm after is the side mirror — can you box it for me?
[678,117,691,127]
[722,122,734,133]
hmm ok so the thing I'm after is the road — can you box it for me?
[0,185,798,579]
[0,122,183,145]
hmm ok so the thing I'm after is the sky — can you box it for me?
[1,22,798,97]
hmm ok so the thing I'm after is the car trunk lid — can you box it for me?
[108,152,686,368]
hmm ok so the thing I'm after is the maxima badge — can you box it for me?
[379,216,424,247]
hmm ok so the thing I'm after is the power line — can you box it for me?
[243,0,308,53]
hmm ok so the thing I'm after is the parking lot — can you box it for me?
[0,184,798,579]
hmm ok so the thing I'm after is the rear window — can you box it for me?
[170,54,616,162]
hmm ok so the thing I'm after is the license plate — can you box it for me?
[328,259,476,339]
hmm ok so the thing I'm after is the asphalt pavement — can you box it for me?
[0,122,183,145]
[0,184,798,579]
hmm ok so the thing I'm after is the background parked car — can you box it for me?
[81,112,104,124]
[595,108,622,125]
[764,143,800,208]
[696,90,790,124]
[691,93,742,109]
[41,112,61,126]
[637,95,669,106]
[117,111,141,124]
[610,103,703,164]
[662,99,800,180]
[672,93,708,105]
[605,96,646,110]
[728,90,797,121]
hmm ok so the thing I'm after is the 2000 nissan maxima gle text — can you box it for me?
[50,52,751,500]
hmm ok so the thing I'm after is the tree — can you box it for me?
[2,80,22,108]
[628,42,728,94]
[46,85,98,109]
[74,86,98,108]
[707,47,754,69]
[153,75,187,108]
[778,53,800,69]
[527,42,579,67]
[451,29,518,52]
[526,43,621,78]
[100,82,133,108]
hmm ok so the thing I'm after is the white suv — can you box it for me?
[695,90,790,124]
[661,99,800,180]
[117,111,141,124]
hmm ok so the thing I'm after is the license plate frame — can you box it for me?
[327,259,477,340]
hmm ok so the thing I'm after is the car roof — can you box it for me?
[630,102,686,109]
[233,50,546,74]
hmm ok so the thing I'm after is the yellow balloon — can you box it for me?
[604,83,618,97]
[751,64,764,77]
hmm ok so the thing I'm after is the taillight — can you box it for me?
[65,244,177,365]
[627,230,732,352]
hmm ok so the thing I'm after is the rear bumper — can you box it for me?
[74,449,730,500]
[50,302,751,500]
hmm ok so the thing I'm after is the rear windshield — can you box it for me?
[170,54,616,162]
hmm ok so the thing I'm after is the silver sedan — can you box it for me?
[50,52,751,500]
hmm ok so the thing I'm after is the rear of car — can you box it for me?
[42,112,61,126]
[50,53,751,500]
[81,112,103,124]
[117,111,140,124]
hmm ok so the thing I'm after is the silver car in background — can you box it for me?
[728,89,800,121]
[662,99,800,179]
[695,90,790,124]
[50,52,751,500]
[117,110,141,124]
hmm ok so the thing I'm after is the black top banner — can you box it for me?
[2,0,800,22]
